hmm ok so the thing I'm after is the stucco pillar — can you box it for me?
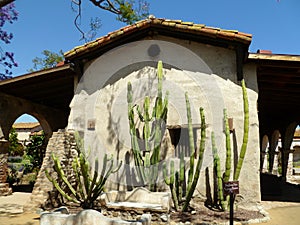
[280,122,297,180]
[286,149,295,181]
[272,151,280,176]
[0,139,12,196]
[268,131,280,174]
[261,148,269,173]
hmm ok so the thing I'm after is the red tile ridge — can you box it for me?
[64,17,252,59]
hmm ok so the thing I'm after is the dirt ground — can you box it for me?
[1,205,300,225]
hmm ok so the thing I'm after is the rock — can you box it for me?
[160,213,169,222]
[140,214,152,225]
[40,209,152,225]
[40,212,70,225]
[53,206,69,214]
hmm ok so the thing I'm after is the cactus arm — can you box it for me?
[223,109,232,182]
[178,152,185,202]
[92,157,122,201]
[182,107,206,212]
[79,152,90,195]
[233,79,249,181]
[157,60,163,99]
[163,161,170,185]
[86,159,99,201]
[185,92,195,191]
[72,157,85,200]
[211,132,226,209]
[163,160,179,211]
[45,170,80,204]
[143,96,151,185]
[51,153,79,199]
[127,82,146,183]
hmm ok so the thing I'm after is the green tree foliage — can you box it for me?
[28,50,64,72]
[8,128,24,156]
[25,132,46,170]
[88,0,149,24]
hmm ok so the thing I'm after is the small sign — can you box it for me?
[87,119,96,130]
[223,181,239,196]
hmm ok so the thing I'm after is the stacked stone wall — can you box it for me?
[25,130,78,212]
[0,140,12,196]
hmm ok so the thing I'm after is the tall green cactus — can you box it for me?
[212,132,227,210]
[163,93,206,212]
[223,109,231,182]
[46,132,121,209]
[233,79,249,181]
[127,60,169,191]
[163,160,179,211]
[212,79,249,211]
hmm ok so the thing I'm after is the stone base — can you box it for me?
[0,183,12,196]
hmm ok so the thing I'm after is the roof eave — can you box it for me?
[65,18,252,62]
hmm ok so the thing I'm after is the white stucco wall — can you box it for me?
[67,38,260,207]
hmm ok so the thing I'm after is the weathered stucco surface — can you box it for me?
[67,38,260,207]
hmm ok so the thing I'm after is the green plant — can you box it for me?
[8,128,24,156]
[233,79,249,181]
[163,93,206,212]
[46,132,122,209]
[127,60,169,191]
[212,132,227,210]
[212,79,249,211]
[25,132,46,170]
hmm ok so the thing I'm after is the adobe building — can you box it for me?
[64,17,260,207]
[0,17,299,209]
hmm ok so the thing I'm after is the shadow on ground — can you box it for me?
[261,173,300,202]
[12,184,34,193]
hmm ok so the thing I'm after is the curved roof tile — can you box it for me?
[65,17,252,60]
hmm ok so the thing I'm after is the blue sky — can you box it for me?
[4,0,299,122]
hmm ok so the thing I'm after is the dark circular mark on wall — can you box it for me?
[147,44,161,58]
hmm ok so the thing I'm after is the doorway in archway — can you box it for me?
[7,114,46,192]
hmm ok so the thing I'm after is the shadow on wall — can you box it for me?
[260,173,300,202]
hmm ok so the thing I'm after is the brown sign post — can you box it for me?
[223,181,239,225]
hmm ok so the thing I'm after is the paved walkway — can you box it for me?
[0,192,31,214]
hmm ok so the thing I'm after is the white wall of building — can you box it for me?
[67,38,260,207]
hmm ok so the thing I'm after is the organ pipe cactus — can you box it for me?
[223,108,231,182]
[45,132,121,209]
[233,79,249,181]
[212,132,227,210]
[127,60,169,191]
[212,79,249,211]
[163,93,207,212]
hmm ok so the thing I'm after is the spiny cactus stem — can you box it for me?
[234,79,249,181]
[212,132,225,210]
[182,107,206,212]
[223,109,232,182]
[185,92,195,191]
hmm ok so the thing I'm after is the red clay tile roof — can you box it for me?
[64,17,252,60]
[13,122,40,129]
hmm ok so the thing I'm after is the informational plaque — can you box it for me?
[223,181,239,196]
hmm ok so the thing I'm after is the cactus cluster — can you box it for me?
[127,60,169,191]
[46,132,121,209]
[212,79,249,211]
[163,93,207,212]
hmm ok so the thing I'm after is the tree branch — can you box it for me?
[89,0,121,14]
[0,0,14,8]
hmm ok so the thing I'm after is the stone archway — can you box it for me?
[0,92,69,196]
